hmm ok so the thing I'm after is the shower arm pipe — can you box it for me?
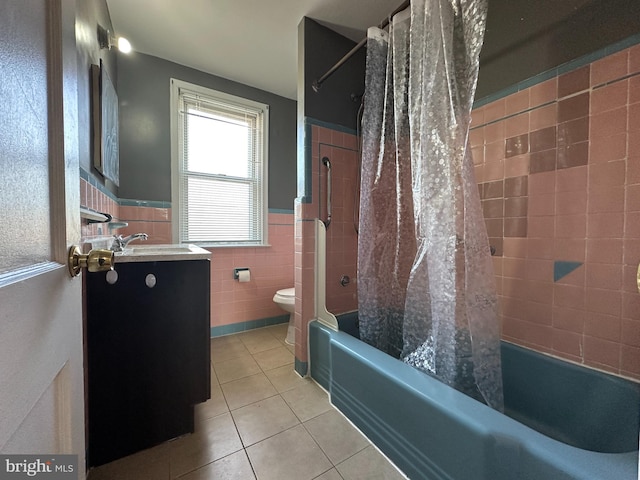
[322,156,332,228]
[311,0,410,92]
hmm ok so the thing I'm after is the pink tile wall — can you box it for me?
[80,179,120,238]
[209,213,295,328]
[117,205,172,244]
[472,43,640,380]
[294,205,316,364]
[294,125,360,365]
[318,140,359,315]
[80,181,170,243]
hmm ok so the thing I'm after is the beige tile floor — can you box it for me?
[88,324,407,480]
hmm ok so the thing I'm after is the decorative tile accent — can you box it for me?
[530,126,557,152]
[505,175,529,197]
[482,198,504,218]
[483,180,504,198]
[505,134,529,158]
[554,261,584,282]
[558,117,589,147]
[479,175,529,251]
[505,197,528,217]
[558,141,589,169]
[558,92,590,123]
[558,65,590,98]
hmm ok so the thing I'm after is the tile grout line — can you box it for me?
[299,408,369,475]
[255,327,366,475]
[229,324,328,479]
[201,326,285,480]
[237,325,349,476]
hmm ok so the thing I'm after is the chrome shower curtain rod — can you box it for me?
[312,0,411,92]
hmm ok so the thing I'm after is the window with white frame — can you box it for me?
[171,79,268,246]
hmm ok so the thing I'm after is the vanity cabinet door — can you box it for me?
[86,259,210,467]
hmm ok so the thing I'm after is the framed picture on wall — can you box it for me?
[91,60,119,186]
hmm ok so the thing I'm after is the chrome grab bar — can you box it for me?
[322,156,332,228]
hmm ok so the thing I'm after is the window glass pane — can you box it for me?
[186,108,251,178]
[184,176,254,242]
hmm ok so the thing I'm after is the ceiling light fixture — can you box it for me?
[98,24,132,53]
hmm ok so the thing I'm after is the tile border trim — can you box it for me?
[295,358,308,377]
[210,314,289,337]
[304,116,358,136]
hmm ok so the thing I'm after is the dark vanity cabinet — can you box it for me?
[86,258,210,467]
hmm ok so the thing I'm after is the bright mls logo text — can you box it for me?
[0,455,77,479]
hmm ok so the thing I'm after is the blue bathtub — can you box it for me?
[309,318,640,480]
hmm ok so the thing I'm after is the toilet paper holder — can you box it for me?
[233,268,250,280]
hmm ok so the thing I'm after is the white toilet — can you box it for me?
[273,287,295,345]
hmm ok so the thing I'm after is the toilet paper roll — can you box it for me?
[238,270,251,282]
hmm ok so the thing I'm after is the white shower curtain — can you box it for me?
[357,0,503,410]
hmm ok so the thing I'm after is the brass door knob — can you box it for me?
[68,246,115,277]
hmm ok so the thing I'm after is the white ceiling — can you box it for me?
[105,0,404,100]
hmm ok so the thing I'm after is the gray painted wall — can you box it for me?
[477,0,640,99]
[299,1,640,118]
[76,0,117,195]
[117,52,297,210]
[299,17,366,131]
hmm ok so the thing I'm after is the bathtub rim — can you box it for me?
[333,309,640,452]
[309,320,639,480]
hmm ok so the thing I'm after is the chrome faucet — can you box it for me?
[111,233,148,252]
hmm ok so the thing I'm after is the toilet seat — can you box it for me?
[273,287,295,305]
[276,287,295,297]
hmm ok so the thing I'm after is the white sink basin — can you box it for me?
[115,244,211,263]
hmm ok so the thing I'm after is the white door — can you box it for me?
[0,0,86,476]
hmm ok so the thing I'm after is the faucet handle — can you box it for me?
[110,234,125,252]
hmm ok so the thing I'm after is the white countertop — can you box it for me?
[114,244,211,263]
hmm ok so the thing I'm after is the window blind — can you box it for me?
[174,83,268,246]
